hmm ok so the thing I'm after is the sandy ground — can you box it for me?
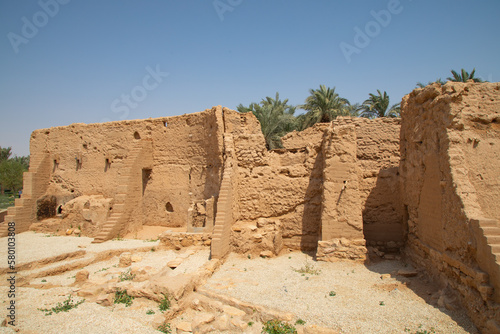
[0,232,479,334]
[203,253,478,334]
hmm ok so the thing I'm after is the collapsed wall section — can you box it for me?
[400,82,500,332]
[230,114,327,255]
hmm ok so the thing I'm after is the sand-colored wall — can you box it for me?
[337,117,403,250]
[26,107,224,236]
[400,82,500,332]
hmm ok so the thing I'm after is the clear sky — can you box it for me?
[1,0,499,156]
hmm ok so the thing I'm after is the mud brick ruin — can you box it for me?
[1,82,499,331]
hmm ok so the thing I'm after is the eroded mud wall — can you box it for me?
[400,82,500,332]
[28,107,224,235]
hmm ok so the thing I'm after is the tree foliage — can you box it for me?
[416,78,446,88]
[237,93,297,150]
[359,90,400,119]
[298,85,351,130]
[447,68,484,83]
[0,146,12,164]
[0,146,29,194]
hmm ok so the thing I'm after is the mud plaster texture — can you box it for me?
[0,82,499,332]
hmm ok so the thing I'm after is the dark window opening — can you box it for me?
[165,202,174,212]
[134,131,141,140]
[57,205,63,215]
[36,196,57,220]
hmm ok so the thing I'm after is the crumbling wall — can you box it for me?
[15,107,224,237]
[317,121,367,262]
[400,82,500,332]
[345,117,403,254]
[230,116,327,255]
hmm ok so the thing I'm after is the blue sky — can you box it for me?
[1,0,499,156]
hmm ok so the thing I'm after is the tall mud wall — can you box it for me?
[400,82,500,332]
[227,110,325,254]
[26,107,224,236]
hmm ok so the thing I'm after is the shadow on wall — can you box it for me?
[362,167,404,253]
[300,148,324,253]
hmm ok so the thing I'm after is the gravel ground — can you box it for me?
[203,252,479,334]
[0,232,479,333]
[0,231,159,268]
[0,287,161,334]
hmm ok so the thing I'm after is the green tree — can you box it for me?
[298,85,351,130]
[359,90,400,119]
[447,68,484,82]
[416,78,446,88]
[0,146,12,163]
[237,93,297,150]
[0,159,27,194]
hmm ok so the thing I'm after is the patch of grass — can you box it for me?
[262,320,297,334]
[158,293,170,312]
[114,289,134,307]
[143,238,158,242]
[118,269,136,281]
[248,321,254,327]
[0,194,15,210]
[41,279,47,283]
[157,323,172,334]
[379,301,385,306]
[113,234,124,241]
[293,260,320,276]
[146,309,155,315]
[94,267,110,274]
[295,319,306,325]
[38,295,84,315]
[150,247,156,252]
[329,290,336,297]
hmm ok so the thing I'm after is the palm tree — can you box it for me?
[416,78,446,88]
[447,68,483,82]
[299,85,351,129]
[237,93,297,150]
[359,90,400,119]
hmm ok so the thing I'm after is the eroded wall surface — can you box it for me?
[400,82,500,332]
[25,107,224,237]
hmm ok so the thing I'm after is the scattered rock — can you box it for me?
[192,312,215,329]
[230,317,248,330]
[74,270,89,284]
[260,250,273,258]
[119,252,132,267]
[96,293,113,306]
[131,255,142,263]
[168,258,184,269]
[397,269,418,277]
[212,314,230,331]
[65,229,73,235]
[380,274,391,280]
[177,321,192,332]
[384,254,396,260]
[223,305,246,317]
[152,314,166,329]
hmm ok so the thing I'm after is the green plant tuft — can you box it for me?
[38,295,85,315]
[114,289,134,307]
[157,323,172,333]
[262,319,297,334]
[119,269,136,281]
[146,309,155,315]
[295,319,306,325]
[329,291,336,297]
[159,293,171,312]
